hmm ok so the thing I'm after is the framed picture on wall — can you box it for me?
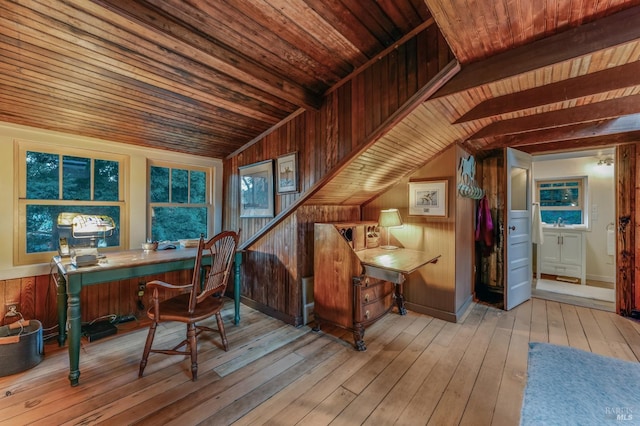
[276,152,298,193]
[239,160,274,218]
[408,179,448,217]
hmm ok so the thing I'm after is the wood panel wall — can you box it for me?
[616,143,638,315]
[636,144,640,314]
[1,269,191,333]
[224,27,453,324]
[636,144,640,313]
[239,205,360,325]
[241,206,360,325]
[1,275,55,327]
[455,152,475,310]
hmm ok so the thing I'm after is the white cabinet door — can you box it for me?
[560,232,582,265]
[541,231,561,263]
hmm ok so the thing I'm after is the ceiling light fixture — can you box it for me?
[597,158,614,166]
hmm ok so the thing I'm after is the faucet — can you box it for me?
[555,217,564,227]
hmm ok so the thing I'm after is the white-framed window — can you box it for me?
[147,160,212,242]
[536,177,586,225]
[15,140,128,265]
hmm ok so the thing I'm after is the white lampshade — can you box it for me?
[378,209,402,250]
[378,209,402,228]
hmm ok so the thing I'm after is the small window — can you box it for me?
[536,178,585,225]
[148,161,212,242]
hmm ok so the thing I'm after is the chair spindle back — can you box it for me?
[189,230,240,312]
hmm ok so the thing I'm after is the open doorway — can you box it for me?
[474,147,617,312]
[531,148,615,312]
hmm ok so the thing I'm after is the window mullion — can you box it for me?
[90,159,95,201]
[59,153,64,200]
[187,170,191,203]
[168,168,173,203]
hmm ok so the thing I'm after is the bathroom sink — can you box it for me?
[542,224,587,230]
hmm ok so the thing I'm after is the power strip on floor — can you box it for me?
[81,321,117,342]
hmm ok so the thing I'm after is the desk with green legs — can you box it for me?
[53,248,242,386]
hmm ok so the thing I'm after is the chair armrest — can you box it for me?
[146,280,191,291]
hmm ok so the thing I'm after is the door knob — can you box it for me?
[509,225,516,231]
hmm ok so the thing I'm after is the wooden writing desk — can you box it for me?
[357,247,441,315]
[53,247,242,386]
[314,222,440,351]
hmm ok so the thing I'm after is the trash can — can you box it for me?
[0,320,44,377]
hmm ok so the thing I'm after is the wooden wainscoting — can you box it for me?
[0,298,638,425]
[0,268,194,331]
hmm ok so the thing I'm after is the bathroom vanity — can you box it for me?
[539,226,586,284]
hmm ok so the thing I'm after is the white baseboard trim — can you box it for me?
[586,274,615,284]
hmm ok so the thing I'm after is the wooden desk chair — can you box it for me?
[138,230,240,381]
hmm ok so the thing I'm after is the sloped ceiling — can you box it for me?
[1,1,640,206]
[0,0,431,158]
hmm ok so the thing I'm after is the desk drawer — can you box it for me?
[360,278,394,304]
[354,278,394,323]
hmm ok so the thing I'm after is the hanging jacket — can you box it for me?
[475,195,494,256]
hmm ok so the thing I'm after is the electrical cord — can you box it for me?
[2,310,26,336]
[87,314,118,325]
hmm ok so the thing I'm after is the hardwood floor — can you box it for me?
[1,298,639,425]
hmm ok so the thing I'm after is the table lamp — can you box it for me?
[71,214,115,247]
[57,213,116,267]
[58,212,116,248]
[378,208,402,250]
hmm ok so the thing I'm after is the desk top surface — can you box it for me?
[54,247,201,275]
[356,247,440,274]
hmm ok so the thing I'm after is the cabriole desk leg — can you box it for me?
[353,324,366,351]
[395,282,407,316]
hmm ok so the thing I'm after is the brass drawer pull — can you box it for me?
[364,310,370,319]
[364,293,370,303]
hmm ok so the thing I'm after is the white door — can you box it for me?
[505,148,532,310]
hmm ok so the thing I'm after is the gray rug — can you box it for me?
[521,342,640,425]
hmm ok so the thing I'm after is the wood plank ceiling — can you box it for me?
[0,0,431,158]
[2,1,640,204]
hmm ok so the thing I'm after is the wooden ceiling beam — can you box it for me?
[517,136,640,154]
[433,5,640,98]
[455,61,640,123]
[479,113,640,151]
[467,92,640,141]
